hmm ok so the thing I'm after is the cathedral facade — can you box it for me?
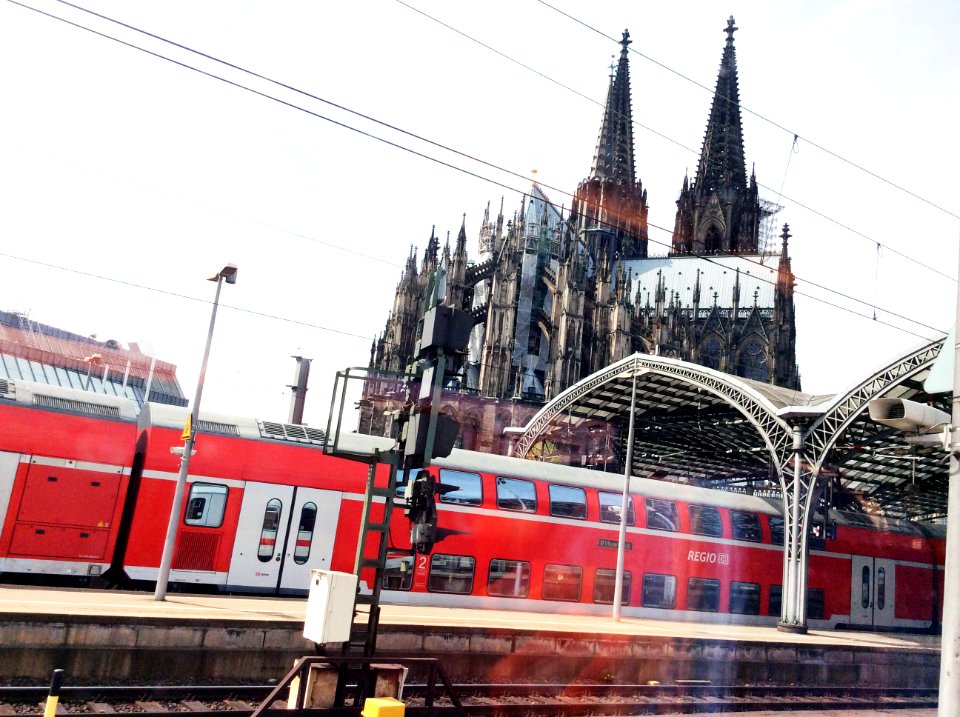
[359,18,800,455]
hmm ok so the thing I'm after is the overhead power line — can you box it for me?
[3,0,946,345]
[0,249,374,342]
[535,0,960,223]
[48,0,958,285]
[396,0,957,283]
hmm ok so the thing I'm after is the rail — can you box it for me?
[0,680,938,715]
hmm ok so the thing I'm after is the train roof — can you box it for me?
[832,509,947,537]
[0,377,138,421]
[138,402,326,446]
[333,432,783,516]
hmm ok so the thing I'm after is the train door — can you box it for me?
[850,556,897,627]
[226,482,341,593]
[0,452,18,527]
[277,487,340,593]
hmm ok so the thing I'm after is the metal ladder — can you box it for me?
[334,453,403,705]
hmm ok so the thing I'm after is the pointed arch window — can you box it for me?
[704,225,722,253]
[700,334,724,371]
[736,337,770,382]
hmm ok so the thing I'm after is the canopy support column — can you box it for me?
[778,420,819,634]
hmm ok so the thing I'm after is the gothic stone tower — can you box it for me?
[362,17,801,449]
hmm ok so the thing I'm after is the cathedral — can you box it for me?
[359,18,800,456]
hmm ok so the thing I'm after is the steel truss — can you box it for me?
[514,353,824,630]
[511,346,945,631]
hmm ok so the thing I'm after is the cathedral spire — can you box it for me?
[777,223,795,296]
[695,16,747,196]
[670,16,759,256]
[456,213,468,256]
[422,226,439,273]
[590,30,636,186]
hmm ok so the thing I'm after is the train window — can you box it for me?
[496,477,537,513]
[644,499,679,531]
[382,556,414,591]
[877,568,886,610]
[769,517,784,545]
[438,470,483,506]
[599,491,635,525]
[542,564,582,601]
[394,469,412,500]
[292,502,317,565]
[686,578,721,612]
[861,565,870,609]
[807,588,825,620]
[689,505,722,537]
[183,483,228,528]
[257,498,283,562]
[641,573,677,609]
[730,511,762,542]
[427,554,476,594]
[729,581,761,615]
[549,485,587,520]
[594,568,631,605]
[768,585,782,617]
[487,558,531,597]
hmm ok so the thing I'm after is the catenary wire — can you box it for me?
[0,250,374,342]
[50,0,955,284]
[19,0,956,302]
[397,0,957,283]
[4,0,944,344]
[536,0,960,223]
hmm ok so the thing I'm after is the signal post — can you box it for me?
[319,285,476,706]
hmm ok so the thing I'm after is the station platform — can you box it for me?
[0,586,942,691]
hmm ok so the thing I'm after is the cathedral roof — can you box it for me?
[622,255,780,309]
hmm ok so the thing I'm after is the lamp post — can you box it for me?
[154,263,237,601]
[612,370,637,621]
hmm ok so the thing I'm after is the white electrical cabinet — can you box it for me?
[303,569,357,644]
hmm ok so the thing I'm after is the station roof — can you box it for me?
[821,352,949,521]
[513,341,949,522]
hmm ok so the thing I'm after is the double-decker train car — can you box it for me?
[0,377,946,631]
[118,401,387,593]
[0,378,138,579]
[379,448,944,631]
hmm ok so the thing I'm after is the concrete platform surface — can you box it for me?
[0,586,943,688]
[0,586,941,652]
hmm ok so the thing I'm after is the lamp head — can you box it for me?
[209,263,239,284]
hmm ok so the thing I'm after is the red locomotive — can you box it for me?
[0,378,944,631]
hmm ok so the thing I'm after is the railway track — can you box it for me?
[0,682,939,715]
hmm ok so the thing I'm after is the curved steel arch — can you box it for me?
[804,338,943,468]
[515,353,795,461]
[512,352,829,632]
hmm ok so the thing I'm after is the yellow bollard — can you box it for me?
[43,669,65,717]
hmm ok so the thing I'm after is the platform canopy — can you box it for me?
[804,338,950,521]
[510,338,950,521]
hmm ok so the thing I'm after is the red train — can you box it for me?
[0,377,945,631]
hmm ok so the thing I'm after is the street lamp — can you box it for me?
[154,263,237,601]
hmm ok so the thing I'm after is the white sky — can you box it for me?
[1,0,958,430]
